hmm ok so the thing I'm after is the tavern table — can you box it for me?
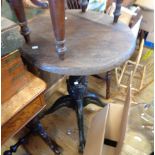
[20,10,136,153]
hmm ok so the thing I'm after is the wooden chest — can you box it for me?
[1,50,30,103]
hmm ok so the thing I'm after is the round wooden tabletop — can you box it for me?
[21,10,136,76]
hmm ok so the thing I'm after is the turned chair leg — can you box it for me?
[113,0,122,23]
[48,0,67,59]
[80,0,88,12]
[7,0,31,43]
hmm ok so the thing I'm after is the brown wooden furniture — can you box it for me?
[2,50,61,154]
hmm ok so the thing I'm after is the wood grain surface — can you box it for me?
[2,95,46,144]
[21,10,136,75]
[2,71,46,126]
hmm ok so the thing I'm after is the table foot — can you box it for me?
[80,0,88,12]
[3,117,62,155]
[113,0,122,23]
[84,93,106,107]
[75,99,86,153]
[7,0,31,43]
[42,95,73,117]
[28,117,62,155]
[3,134,28,155]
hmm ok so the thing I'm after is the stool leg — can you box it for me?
[84,96,106,107]
[113,0,122,23]
[39,95,73,118]
[75,99,85,153]
[7,0,31,43]
[80,0,88,12]
[105,71,111,99]
[48,0,67,59]
[28,117,62,155]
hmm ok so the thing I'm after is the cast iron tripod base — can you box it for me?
[41,76,106,153]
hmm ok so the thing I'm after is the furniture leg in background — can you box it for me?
[93,71,112,99]
[7,0,67,58]
[113,0,123,23]
[27,117,62,154]
[81,0,89,12]
[105,71,111,99]
[3,117,62,155]
[7,0,31,43]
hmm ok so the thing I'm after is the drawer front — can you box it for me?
[2,95,46,144]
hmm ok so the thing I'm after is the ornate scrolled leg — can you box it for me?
[113,0,122,23]
[30,0,48,8]
[80,0,88,12]
[48,0,67,59]
[6,0,31,43]
[39,95,73,118]
[84,93,106,107]
[28,117,62,155]
[75,99,85,153]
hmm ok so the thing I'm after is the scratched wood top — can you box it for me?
[1,72,46,126]
[21,10,136,75]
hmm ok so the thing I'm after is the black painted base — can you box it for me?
[3,134,29,155]
[40,76,106,153]
[3,117,62,155]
